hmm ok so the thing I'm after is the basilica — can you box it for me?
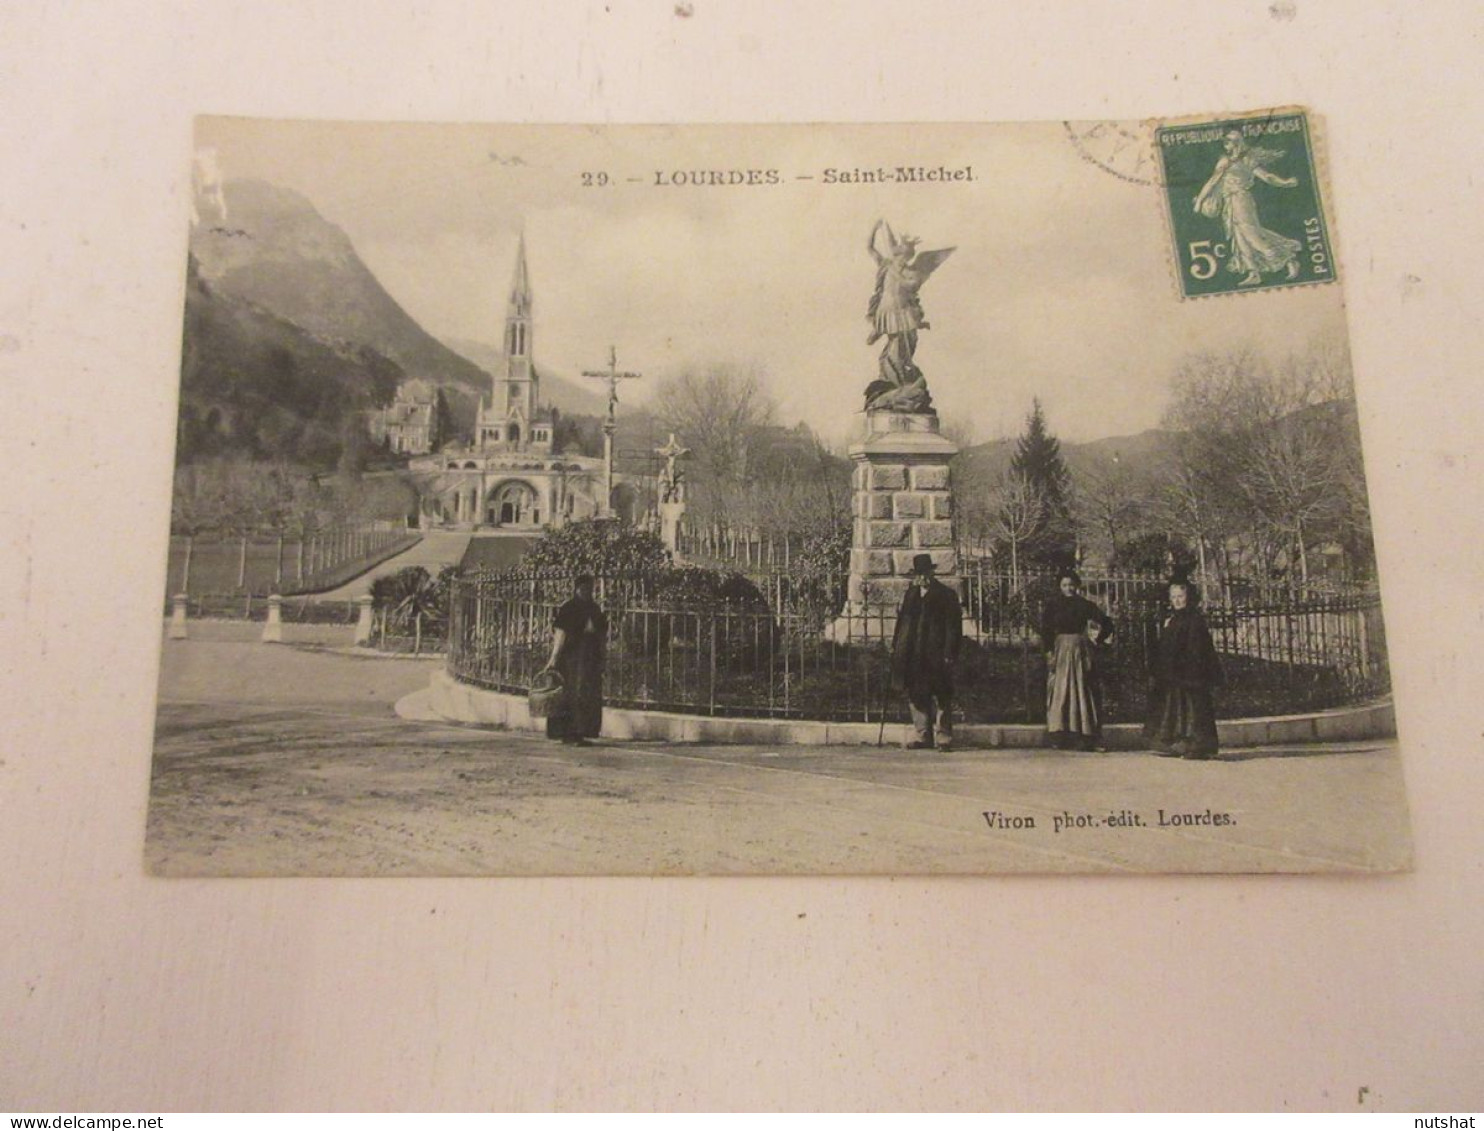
[409,239,622,530]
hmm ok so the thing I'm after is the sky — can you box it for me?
[195,117,1353,448]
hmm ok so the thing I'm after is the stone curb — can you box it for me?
[407,670,1395,748]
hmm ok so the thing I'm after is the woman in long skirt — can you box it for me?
[1145,579,1224,759]
[543,575,607,746]
[1041,570,1115,751]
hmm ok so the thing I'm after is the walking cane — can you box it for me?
[876,662,891,747]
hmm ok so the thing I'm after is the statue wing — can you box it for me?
[910,246,956,284]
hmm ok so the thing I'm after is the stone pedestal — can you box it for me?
[354,594,375,646]
[261,594,284,643]
[168,593,189,640]
[833,411,959,639]
[659,499,686,555]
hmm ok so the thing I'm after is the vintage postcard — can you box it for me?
[147,113,1410,876]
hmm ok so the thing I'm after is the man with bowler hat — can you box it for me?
[891,553,964,750]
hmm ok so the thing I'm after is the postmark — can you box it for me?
[1155,108,1337,298]
[1063,120,1157,186]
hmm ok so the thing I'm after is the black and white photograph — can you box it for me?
[148,115,1410,876]
[6,2,1482,1112]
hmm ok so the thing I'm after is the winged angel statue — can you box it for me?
[863,219,955,413]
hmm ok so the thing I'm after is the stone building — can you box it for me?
[409,238,619,530]
[368,379,445,455]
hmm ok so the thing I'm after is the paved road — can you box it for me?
[146,626,1414,877]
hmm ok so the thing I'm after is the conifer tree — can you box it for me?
[1009,399,1076,566]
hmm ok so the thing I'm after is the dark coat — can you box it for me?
[1149,608,1223,689]
[891,579,964,694]
[547,595,608,739]
[1145,606,1223,754]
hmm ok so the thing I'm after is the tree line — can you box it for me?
[956,336,1375,597]
[170,336,1376,606]
[650,363,853,545]
[647,338,1375,599]
[171,459,418,540]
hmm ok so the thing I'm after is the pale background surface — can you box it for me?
[1,0,1480,1111]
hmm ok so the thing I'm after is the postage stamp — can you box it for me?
[1156,108,1337,298]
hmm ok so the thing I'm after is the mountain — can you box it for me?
[1065,429,1175,473]
[175,255,404,466]
[191,179,492,431]
[955,427,1175,483]
[443,336,621,418]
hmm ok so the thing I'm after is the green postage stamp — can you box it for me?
[1156,109,1336,299]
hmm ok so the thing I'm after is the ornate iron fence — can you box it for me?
[447,568,1390,725]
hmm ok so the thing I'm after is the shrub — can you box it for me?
[784,526,851,625]
[371,565,448,629]
[605,566,774,670]
[645,565,768,608]
[1109,531,1195,577]
[518,518,670,576]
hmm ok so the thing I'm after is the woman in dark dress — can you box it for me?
[1145,580,1224,759]
[543,575,607,746]
[1041,570,1115,751]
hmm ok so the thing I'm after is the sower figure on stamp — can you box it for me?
[891,553,964,750]
[1193,130,1302,287]
[542,574,607,747]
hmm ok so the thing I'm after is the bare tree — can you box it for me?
[1160,339,1366,594]
[653,363,775,487]
[1155,446,1231,597]
[985,470,1046,590]
[1284,331,1355,404]
[653,364,855,554]
[951,447,1005,557]
[938,417,980,449]
[1159,353,1259,594]
[1071,451,1153,568]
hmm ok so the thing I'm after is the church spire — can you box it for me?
[504,234,533,382]
[499,233,536,429]
[507,233,532,325]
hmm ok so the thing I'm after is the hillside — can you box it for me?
[955,427,1175,483]
[175,256,404,466]
[192,179,493,432]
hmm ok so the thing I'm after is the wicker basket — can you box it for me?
[527,668,566,718]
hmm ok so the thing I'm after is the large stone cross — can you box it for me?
[581,345,643,515]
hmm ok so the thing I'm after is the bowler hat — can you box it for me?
[910,553,936,575]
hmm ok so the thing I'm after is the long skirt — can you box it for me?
[1223,190,1301,276]
[1046,634,1100,741]
[545,643,604,741]
[1144,684,1219,757]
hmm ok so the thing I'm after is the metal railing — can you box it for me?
[165,521,417,597]
[446,567,1390,725]
[166,594,362,624]
[673,524,809,570]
